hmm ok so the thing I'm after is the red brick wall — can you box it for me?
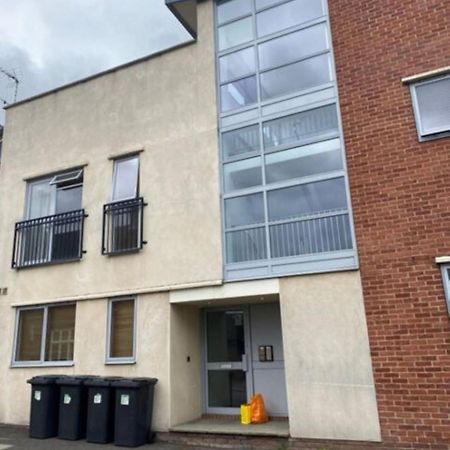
[329,0,450,446]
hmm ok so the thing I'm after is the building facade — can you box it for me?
[0,0,449,448]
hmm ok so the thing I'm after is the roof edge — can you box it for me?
[166,0,198,39]
[4,40,195,111]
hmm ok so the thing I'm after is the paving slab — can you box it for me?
[0,424,217,450]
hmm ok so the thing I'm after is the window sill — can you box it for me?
[11,361,74,369]
[105,359,136,366]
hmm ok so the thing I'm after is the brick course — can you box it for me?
[328,0,450,447]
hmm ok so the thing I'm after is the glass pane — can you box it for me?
[225,193,264,228]
[16,309,44,361]
[256,0,282,9]
[263,104,339,151]
[208,370,247,407]
[45,304,76,362]
[220,47,255,83]
[112,156,139,201]
[27,179,54,219]
[416,77,450,135]
[258,23,328,71]
[55,185,82,214]
[206,311,245,362]
[110,300,135,358]
[224,157,262,192]
[260,53,332,100]
[221,75,257,112]
[217,0,252,25]
[218,16,253,51]
[222,124,260,160]
[268,178,348,221]
[265,139,342,183]
[226,227,267,263]
[270,214,352,258]
[257,0,325,37]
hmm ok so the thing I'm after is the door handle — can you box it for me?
[242,354,248,372]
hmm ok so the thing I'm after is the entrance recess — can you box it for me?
[204,303,288,416]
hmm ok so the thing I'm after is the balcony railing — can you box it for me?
[102,197,147,256]
[12,210,87,269]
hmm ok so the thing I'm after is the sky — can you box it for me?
[0,0,192,125]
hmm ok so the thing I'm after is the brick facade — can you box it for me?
[330,0,450,447]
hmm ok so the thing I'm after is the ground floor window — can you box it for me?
[13,303,76,365]
[107,297,136,363]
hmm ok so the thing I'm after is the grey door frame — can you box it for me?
[202,305,254,415]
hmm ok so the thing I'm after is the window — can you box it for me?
[13,304,76,366]
[103,155,145,255]
[12,169,86,268]
[440,264,450,315]
[107,298,136,363]
[410,75,450,140]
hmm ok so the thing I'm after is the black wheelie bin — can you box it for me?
[111,377,158,447]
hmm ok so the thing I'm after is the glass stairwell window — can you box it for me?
[12,169,86,268]
[215,0,357,279]
[102,155,147,255]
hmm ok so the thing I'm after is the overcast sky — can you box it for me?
[0,0,192,125]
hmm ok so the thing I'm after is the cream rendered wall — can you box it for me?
[169,304,202,426]
[0,293,171,430]
[0,0,217,428]
[0,0,220,305]
[280,271,381,442]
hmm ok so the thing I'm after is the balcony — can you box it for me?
[102,197,147,256]
[12,210,87,269]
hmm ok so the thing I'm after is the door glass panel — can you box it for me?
[258,23,329,71]
[208,370,247,407]
[220,47,255,83]
[263,104,339,151]
[260,53,332,101]
[221,75,257,112]
[218,17,253,51]
[207,311,245,362]
[265,139,342,183]
[225,193,264,228]
[222,124,260,160]
[256,0,325,37]
[224,157,262,192]
[217,0,252,25]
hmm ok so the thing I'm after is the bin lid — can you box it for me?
[110,377,158,388]
[84,376,123,387]
[27,375,63,385]
[56,375,99,386]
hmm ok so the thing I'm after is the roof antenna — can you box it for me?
[0,66,20,104]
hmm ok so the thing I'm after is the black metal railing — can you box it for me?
[12,209,87,269]
[102,197,147,255]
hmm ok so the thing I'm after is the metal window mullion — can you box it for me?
[40,306,49,363]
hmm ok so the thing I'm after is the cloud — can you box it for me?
[0,0,191,123]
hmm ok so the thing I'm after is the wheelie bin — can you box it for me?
[27,375,65,439]
[56,376,93,440]
[111,377,158,447]
[85,376,123,444]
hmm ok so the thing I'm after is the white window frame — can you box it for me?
[106,297,137,365]
[410,74,450,141]
[440,264,450,316]
[11,303,76,368]
[111,155,140,202]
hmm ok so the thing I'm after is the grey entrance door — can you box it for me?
[204,308,252,414]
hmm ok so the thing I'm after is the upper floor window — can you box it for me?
[13,303,76,366]
[410,75,450,141]
[12,169,87,268]
[103,155,146,255]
